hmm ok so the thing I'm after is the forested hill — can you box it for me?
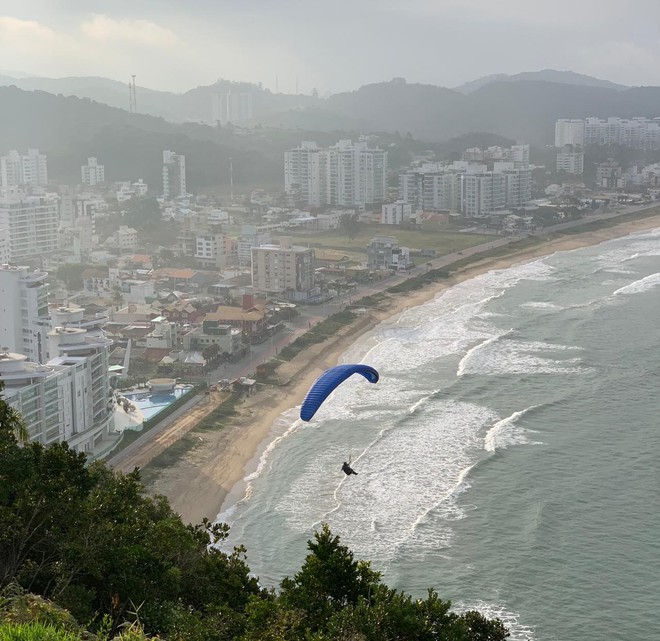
[4,74,660,147]
[0,390,509,641]
[324,79,660,144]
[0,86,282,189]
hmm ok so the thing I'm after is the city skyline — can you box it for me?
[1,0,660,93]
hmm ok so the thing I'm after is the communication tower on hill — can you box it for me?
[128,75,137,113]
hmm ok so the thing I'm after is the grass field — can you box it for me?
[276,225,491,255]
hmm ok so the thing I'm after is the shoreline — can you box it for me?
[146,212,660,525]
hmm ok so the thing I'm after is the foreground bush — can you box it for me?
[0,384,508,640]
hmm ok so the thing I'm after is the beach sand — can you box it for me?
[146,213,660,525]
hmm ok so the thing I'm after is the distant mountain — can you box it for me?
[0,86,282,188]
[0,75,316,124]
[454,69,629,94]
[326,78,468,140]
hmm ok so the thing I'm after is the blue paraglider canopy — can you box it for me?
[300,364,379,422]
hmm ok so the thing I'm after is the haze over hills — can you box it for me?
[453,69,629,94]
[2,73,660,177]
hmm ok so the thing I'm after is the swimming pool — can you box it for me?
[122,386,194,420]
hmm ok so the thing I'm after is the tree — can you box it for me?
[0,382,28,444]
[339,213,361,242]
[122,197,160,230]
[55,265,87,291]
[111,287,124,311]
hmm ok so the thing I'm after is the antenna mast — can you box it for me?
[131,75,137,113]
[229,157,234,202]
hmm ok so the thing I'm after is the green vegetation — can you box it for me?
[0,382,508,640]
[280,225,490,255]
[387,269,451,294]
[279,310,358,361]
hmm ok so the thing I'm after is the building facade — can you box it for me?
[81,157,105,186]
[251,244,315,294]
[0,149,48,187]
[367,235,413,271]
[556,117,660,149]
[556,145,585,174]
[0,193,59,261]
[555,120,585,147]
[162,150,187,199]
[284,140,388,207]
[381,201,412,225]
[0,266,50,363]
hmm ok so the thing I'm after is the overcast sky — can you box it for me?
[1,0,659,93]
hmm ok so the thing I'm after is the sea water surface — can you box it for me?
[218,229,660,641]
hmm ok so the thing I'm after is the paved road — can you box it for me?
[202,201,659,384]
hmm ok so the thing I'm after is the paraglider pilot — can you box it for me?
[342,461,358,476]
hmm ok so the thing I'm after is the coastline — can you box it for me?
[146,212,660,525]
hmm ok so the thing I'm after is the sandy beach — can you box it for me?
[146,212,660,525]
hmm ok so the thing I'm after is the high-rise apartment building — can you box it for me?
[284,140,388,207]
[81,157,105,186]
[0,193,59,261]
[555,120,585,147]
[284,142,327,206]
[211,91,253,125]
[399,160,530,216]
[494,162,533,209]
[162,150,187,199]
[0,304,115,457]
[0,265,51,363]
[556,117,660,149]
[556,145,584,174]
[251,244,315,294]
[461,171,506,218]
[0,149,48,188]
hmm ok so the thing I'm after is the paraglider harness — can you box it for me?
[341,459,358,476]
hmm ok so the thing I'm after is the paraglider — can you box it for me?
[341,461,358,476]
[300,363,379,422]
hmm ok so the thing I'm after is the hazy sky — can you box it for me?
[1,0,659,93]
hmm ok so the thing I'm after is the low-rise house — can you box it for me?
[203,294,269,336]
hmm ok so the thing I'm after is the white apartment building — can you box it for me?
[555,120,585,147]
[251,244,315,294]
[284,140,388,207]
[81,157,105,186]
[0,266,51,363]
[162,150,187,199]
[381,201,412,225]
[0,231,7,264]
[461,171,506,218]
[195,233,228,269]
[0,193,59,261]
[237,226,272,267]
[511,145,530,168]
[400,161,530,216]
[211,91,253,125]
[0,149,48,187]
[556,117,660,149]
[110,225,138,251]
[284,141,327,206]
[494,162,533,209]
[556,145,584,175]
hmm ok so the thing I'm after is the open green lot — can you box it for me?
[276,225,491,256]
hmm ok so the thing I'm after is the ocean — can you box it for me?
[218,228,660,641]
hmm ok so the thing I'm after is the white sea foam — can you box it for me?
[454,600,536,641]
[519,301,561,310]
[275,400,499,564]
[612,271,660,297]
[459,335,586,377]
[484,406,540,452]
